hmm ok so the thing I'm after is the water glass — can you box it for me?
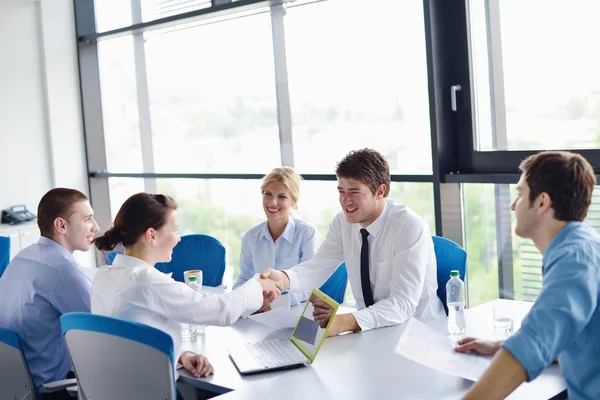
[493,304,514,337]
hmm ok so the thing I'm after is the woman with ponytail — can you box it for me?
[91,193,281,391]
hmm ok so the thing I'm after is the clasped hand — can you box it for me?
[310,294,334,328]
[254,273,282,313]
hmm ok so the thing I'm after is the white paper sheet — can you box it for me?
[394,318,492,381]
[248,307,301,329]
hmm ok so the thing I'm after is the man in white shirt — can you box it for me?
[262,148,445,336]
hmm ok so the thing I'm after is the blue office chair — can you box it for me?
[0,327,77,400]
[103,243,125,266]
[61,312,176,400]
[432,236,467,315]
[156,234,226,287]
[0,235,10,278]
[319,262,348,304]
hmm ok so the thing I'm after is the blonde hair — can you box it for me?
[261,167,302,203]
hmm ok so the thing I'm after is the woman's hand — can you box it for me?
[179,351,214,378]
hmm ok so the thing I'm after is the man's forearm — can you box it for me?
[329,313,361,336]
[463,349,527,400]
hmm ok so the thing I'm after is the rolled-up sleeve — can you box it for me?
[501,248,598,381]
[352,220,431,331]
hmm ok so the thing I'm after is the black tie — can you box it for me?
[360,228,374,307]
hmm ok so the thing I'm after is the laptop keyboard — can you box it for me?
[246,338,300,368]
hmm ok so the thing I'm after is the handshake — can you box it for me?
[252,270,335,330]
[252,269,291,314]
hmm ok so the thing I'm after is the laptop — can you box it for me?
[228,288,339,375]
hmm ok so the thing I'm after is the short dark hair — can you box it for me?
[335,148,391,197]
[519,151,596,222]
[93,193,178,251]
[37,188,89,238]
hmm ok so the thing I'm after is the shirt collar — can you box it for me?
[542,221,582,265]
[260,217,295,244]
[37,236,74,260]
[357,200,390,239]
[112,254,154,269]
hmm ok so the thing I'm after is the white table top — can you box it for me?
[178,299,566,400]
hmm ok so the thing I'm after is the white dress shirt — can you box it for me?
[234,217,321,305]
[285,200,445,331]
[91,254,263,371]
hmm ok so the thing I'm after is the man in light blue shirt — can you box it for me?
[456,151,600,400]
[0,188,99,398]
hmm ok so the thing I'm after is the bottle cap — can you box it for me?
[189,276,197,282]
[450,270,460,277]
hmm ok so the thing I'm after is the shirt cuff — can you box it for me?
[352,308,375,332]
[500,329,547,382]
[238,279,264,317]
[285,269,301,292]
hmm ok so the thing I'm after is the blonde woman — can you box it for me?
[234,167,321,308]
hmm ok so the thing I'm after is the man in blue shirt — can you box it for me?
[0,188,99,399]
[456,151,599,400]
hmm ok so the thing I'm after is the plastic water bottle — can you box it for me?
[181,276,202,340]
[446,270,466,337]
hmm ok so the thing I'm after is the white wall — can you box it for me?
[39,0,88,190]
[0,1,54,211]
[0,0,95,266]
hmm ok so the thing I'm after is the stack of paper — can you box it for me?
[394,318,492,381]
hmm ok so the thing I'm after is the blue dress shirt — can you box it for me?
[502,222,600,400]
[0,236,91,389]
[233,217,321,305]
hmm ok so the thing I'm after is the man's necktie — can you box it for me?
[360,228,375,307]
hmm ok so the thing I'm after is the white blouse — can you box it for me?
[91,254,263,370]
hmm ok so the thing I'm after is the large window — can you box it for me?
[98,36,144,173]
[285,0,432,174]
[469,0,600,151]
[81,0,600,306]
[145,13,281,173]
[94,0,132,33]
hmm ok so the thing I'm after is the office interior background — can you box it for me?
[1,0,600,308]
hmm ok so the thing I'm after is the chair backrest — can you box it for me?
[61,313,176,400]
[155,234,226,286]
[0,235,10,278]
[432,236,467,315]
[0,328,36,400]
[319,262,348,304]
[103,243,125,266]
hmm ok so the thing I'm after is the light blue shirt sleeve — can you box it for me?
[501,247,599,381]
[234,233,255,289]
[50,264,92,314]
[299,227,321,263]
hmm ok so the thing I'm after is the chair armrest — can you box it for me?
[66,385,78,397]
[42,378,77,392]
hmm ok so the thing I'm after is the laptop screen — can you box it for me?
[290,289,339,363]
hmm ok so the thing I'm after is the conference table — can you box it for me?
[178,296,567,400]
